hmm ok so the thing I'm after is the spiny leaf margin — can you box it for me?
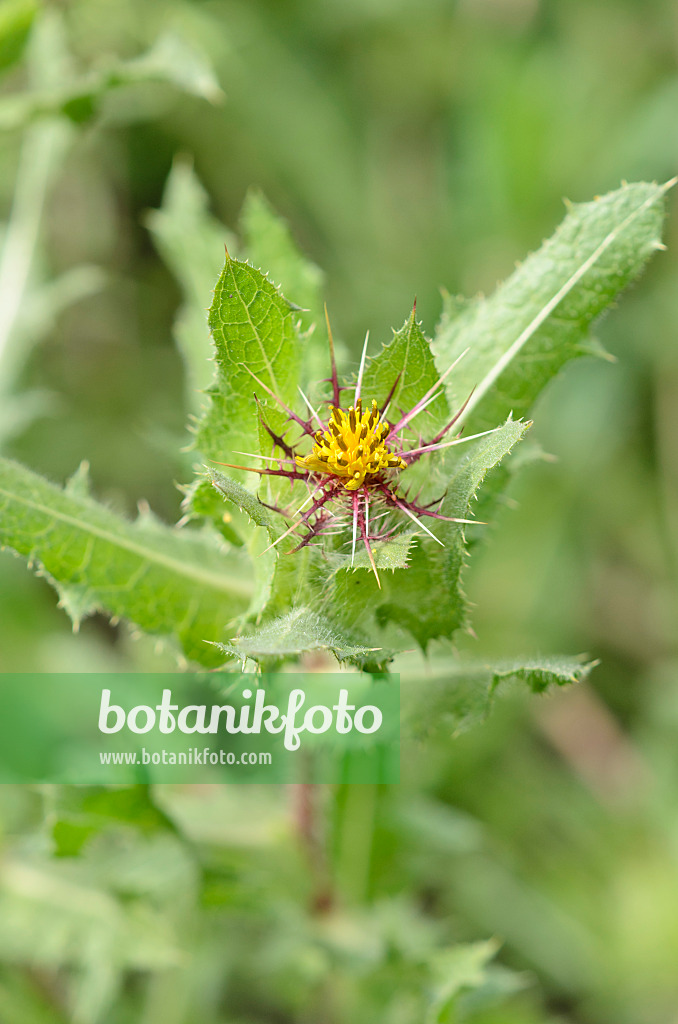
[403,655,596,739]
[195,255,304,465]
[215,607,392,672]
[437,180,672,432]
[0,456,253,665]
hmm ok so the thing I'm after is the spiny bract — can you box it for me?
[215,310,498,588]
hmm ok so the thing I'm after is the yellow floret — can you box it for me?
[297,399,406,490]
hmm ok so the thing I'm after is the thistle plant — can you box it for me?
[0,174,672,705]
[216,309,496,587]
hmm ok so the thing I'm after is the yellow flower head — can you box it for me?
[220,314,481,587]
[296,398,406,490]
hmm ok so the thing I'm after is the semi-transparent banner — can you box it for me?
[0,673,400,784]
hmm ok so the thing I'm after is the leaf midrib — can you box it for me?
[454,183,668,428]
[0,481,254,600]
[227,262,283,397]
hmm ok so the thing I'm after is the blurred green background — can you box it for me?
[1,1,678,1022]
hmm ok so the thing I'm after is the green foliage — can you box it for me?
[436,181,671,433]
[361,306,450,432]
[209,468,283,538]
[0,818,193,1022]
[121,31,223,104]
[329,529,418,573]
[0,5,676,1023]
[196,255,304,463]
[145,158,230,402]
[426,939,527,1023]
[0,0,36,75]
[368,417,529,649]
[0,178,669,673]
[215,607,386,671]
[0,6,223,466]
[240,188,325,333]
[403,656,596,739]
[0,23,222,130]
[0,457,251,664]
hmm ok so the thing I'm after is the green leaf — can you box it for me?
[195,255,304,464]
[328,530,418,574]
[209,468,288,623]
[361,306,450,432]
[215,607,389,670]
[0,833,192,1020]
[121,31,224,104]
[208,469,282,538]
[435,181,672,432]
[403,656,596,739]
[52,785,178,858]
[178,477,244,545]
[339,418,528,650]
[437,415,529,534]
[145,159,232,403]
[260,541,327,622]
[0,117,73,434]
[0,24,222,130]
[426,940,500,1024]
[0,0,36,75]
[0,457,253,665]
[241,188,324,333]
